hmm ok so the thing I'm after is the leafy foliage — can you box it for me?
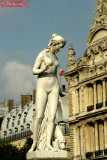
[0,142,19,160]
[0,137,33,160]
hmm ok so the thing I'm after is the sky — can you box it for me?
[0,0,97,104]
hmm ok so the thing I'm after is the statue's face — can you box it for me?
[53,42,65,53]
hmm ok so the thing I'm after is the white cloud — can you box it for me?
[0,61,37,103]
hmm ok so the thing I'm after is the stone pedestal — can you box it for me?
[26,150,69,160]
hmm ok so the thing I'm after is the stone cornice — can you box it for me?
[69,107,107,124]
[67,71,107,89]
[64,65,89,76]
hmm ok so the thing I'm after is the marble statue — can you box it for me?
[28,34,66,152]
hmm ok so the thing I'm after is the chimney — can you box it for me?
[8,99,14,112]
[33,90,36,104]
[21,95,26,108]
[26,95,32,103]
[62,85,66,93]
[21,95,32,108]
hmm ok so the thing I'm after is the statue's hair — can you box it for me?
[46,34,66,53]
[48,34,66,47]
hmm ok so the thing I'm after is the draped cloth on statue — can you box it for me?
[36,103,48,150]
[30,102,66,151]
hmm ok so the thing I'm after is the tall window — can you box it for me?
[18,120,20,125]
[6,123,8,129]
[12,122,14,127]
[23,118,26,123]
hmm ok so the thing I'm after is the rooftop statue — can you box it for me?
[67,43,76,64]
[87,0,107,45]
[90,0,107,32]
[28,34,66,152]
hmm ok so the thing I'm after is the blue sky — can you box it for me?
[0,0,97,103]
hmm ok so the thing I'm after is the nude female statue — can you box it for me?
[28,34,66,152]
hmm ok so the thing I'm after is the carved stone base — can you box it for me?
[26,150,69,160]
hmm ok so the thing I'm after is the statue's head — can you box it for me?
[51,34,66,46]
[47,34,66,52]
[46,34,66,53]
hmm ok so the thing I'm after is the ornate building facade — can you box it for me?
[65,0,107,159]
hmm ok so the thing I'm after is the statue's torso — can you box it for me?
[37,50,59,91]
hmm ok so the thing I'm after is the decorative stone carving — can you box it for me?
[88,37,107,54]
[67,43,76,64]
[91,0,107,31]
[87,0,107,45]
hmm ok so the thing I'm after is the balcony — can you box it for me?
[96,102,103,109]
[87,105,94,112]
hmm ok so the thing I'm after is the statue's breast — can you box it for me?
[43,56,53,66]
[54,59,59,67]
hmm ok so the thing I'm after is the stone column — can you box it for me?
[85,124,90,153]
[68,90,73,117]
[84,85,88,111]
[89,84,94,106]
[80,124,86,159]
[72,90,76,115]
[90,124,95,153]
[99,121,104,153]
[104,119,107,149]
[79,86,85,112]
[102,79,106,107]
[79,88,82,113]
[97,81,103,104]
[106,80,107,106]
[69,125,75,157]
[95,121,99,151]
[74,126,80,157]
[75,90,79,114]
[77,126,80,155]
[105,79,107,106]
[93,82,97,110]
[78,88,80,113]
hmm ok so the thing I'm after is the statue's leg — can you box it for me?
[28,88,48,152]
[46,86,59,151]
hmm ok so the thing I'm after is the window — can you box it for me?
[23,118,26,123]
[18,120,20,125]
[6,123,8,129]
[12,122,14,127]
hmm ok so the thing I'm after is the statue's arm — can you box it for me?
[33,53,47,75]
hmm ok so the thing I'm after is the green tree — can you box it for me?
[19,137,33,160]
[0,142,19,160]
[0,137,33,160]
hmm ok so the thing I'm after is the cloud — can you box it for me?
[0,61,37,103]
[0,49,33,72]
